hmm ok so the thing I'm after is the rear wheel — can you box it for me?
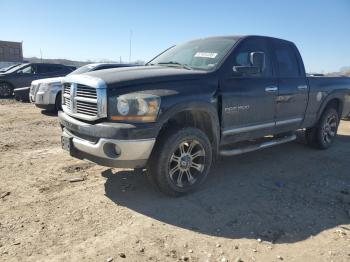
[0,82,14,98]
[305,107,339,149]
[148,127,212,196]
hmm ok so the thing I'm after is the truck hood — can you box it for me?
[64,66,208,88]
[32,77,64,85]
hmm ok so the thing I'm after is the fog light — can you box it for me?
[103,143,121,158]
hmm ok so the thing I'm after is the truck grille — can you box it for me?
[30,83,40,100]
[63,83,71,109]
[62,82,106,121]
[76,84,97,99]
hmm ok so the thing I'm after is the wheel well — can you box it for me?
[325,98,342,116]
[159,110,216,145]
[0,81,13,88]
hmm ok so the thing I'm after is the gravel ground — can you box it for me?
[0,99,350,262]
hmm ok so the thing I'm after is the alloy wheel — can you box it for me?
[0,83,12,97]
[168,139,206,188]
[322,114,337,144]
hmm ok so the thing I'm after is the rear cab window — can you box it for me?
[271,40,301,77]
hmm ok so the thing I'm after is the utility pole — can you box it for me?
[129,30,132,63]
[40,49,43,63]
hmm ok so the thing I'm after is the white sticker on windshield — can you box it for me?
[194,52,218,59]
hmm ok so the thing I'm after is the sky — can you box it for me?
[1,0,350,73]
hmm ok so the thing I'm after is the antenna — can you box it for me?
[129,30,132,63]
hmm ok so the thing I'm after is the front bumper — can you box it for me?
[59,111,157,168]
[14,87,30,101]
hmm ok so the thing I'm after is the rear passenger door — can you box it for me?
[271,39,308,132]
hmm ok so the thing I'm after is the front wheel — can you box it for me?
[0,82,14,98]
[305,107,339,149]
[149,127,212,196]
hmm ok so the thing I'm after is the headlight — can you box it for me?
[112,93,161,122]
[117,98,130,116]
[38,83,50,92]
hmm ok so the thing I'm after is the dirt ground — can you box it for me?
[0,99,350,262]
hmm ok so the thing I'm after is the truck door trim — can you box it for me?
[275,117,303,126]
[222,122,275,135]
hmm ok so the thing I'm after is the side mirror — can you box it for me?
[250,52,265,72]
[232,52,265,76]
[233,66,260,75]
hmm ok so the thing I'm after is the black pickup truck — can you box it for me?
[59,35,350,196]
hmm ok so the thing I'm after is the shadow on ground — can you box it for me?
[103,133,350,244]
[40,110,58,117]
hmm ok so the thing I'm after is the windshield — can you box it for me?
[68,64,97,76]
[3,64,28,74]
[0,64,19,72]
[148,38,237,71]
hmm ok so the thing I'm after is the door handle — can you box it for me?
[297,85,308,90]
[265,86,278,93]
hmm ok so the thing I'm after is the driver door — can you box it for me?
[219,37,278,144]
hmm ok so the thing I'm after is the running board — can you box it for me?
[219,134,297,156]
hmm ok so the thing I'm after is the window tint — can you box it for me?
[97,65,116,70]
[273,42,300,77]
[18,65,36,74]
[232,38,272,77]
[37,64,62,74]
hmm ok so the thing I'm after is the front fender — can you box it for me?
[156,98,220,155]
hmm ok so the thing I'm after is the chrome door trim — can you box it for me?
[297,85,308,90]
[276,117,303,126]
[265,86,278,93]
[222,122,275,135]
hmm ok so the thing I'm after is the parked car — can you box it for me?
[30,63,138,112]
[0,63,75,98]
[58,35,350,196]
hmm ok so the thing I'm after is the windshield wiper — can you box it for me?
[157,61,193,70]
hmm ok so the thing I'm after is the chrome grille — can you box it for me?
[76,84,97,99]
[30,84,40,102]
[63,83,72,110]
[77,100,98,116]
[62,79,107,121]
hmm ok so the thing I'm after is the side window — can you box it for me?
[96,65,114,70]
[37,65,62,74]
[36,65,48,74]
[231,38,272,77]
[18,65,36,74]
[273,42,300,77]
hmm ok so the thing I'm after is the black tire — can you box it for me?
[305,107,339,149]
[54,93,62,112]
[0,82,14,98]
[148,127,212,197]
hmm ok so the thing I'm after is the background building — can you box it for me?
[0,40,23,68]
